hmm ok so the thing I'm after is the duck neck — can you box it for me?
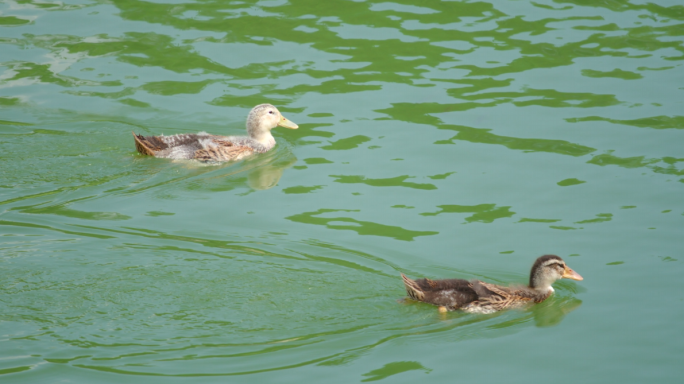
[529,275,555,297]
[248,123,276,150]
[253,132,276,150]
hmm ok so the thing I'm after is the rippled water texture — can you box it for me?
[1,0,683,382]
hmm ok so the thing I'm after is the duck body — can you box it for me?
[133,104,298,162]
[401,255,583,314]
[133,132,269,162]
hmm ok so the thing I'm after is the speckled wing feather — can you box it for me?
[194,142,254,162]
[461,281,541,314]
[464,281,517,313]
[134,132,207,159]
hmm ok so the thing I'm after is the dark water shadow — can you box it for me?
[286,208,439,241]
[361,361,431,382]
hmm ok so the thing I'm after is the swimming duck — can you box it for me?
[133,104,298,162]
[401,255,583,314]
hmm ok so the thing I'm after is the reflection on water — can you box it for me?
[533,296,583,328]
[404,292,582,329]
[246,152,297,191]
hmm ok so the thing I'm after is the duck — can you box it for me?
[133,104,298,162]
[401,255,583,314]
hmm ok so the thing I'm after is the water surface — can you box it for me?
[1,0,683,382]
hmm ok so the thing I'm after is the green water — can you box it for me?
[1,0,683,382]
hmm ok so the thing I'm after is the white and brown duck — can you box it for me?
[133,104,298,162]
[401,255,583,314]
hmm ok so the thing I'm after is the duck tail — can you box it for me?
[133,132,157,156]
[401,273,425,301]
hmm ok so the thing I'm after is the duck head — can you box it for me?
[529,255,583,293]
[246,104,298,148]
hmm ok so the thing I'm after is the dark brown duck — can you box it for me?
[401,255,583,314]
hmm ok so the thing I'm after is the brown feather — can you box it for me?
[133,132,162,156]
[402,274,479,310]
[194,145,254,162]
[401,273,425,301]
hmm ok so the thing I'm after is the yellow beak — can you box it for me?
[562,266,583,281]
[278,116,298,129]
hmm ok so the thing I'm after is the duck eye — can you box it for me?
[268,110,274,114]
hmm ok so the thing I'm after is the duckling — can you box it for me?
[401,255,583,314]
[133,104,298,162]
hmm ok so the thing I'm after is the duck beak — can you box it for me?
[562,266,583,281]
[278,116,298,129]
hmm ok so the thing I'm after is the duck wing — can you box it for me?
[461,281,535,313]
[401,274,479,309]
[133,132,209,159]
[193,138,255,162]
[133,133,256,161]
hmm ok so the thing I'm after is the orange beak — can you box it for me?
[562,266,583,281]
